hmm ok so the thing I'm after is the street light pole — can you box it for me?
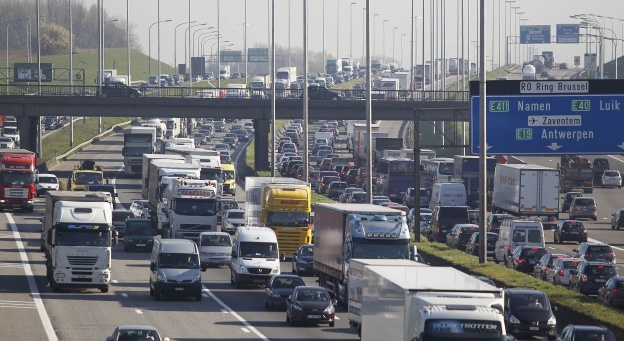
[174,21,196,71]
[373,14,379,58]
[192,27,215,58]
[184,23,207,78]
[288,0,291,66]
[383,19,388,60]
[350,2,356,60]
[103,19,119,75]
[149,20,171,76]
[337,0,341,58]
[69,0,73,146]
[393,27,398,63]
[401,33,406,66]
[505,1,515,65]
[245,0,248,83]
[303,0,309,183]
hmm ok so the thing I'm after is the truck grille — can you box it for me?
[5,188,28,199]
[246,267,272,274]
[67,256,98,266]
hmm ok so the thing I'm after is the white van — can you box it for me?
[494,219,545,265]
[149,239,206,301]
[428,182,467,210]
[198,232,232,267]
[230,226,280,288]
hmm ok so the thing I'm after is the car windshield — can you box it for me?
[511,294,550,310]
[571,331,615,341]
[295,289,330,302]
[158,253,199,269]
[272,277,305,288]
[38,176,57,184]
[117,329,161,341]
[200,234,231,247]
[125,223,152,236]
[74,172,103,185]
[239,241,278,258]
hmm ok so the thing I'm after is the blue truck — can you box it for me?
[453,155,497,209]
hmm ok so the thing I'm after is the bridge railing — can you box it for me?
[0,84,469,101]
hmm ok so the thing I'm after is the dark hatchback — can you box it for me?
[573,243,617,264]
[507,246,549,273]
[291,244,314,275]
[504,288,557,340]
[465,232,498,257]
[557,324,617,341]
[326,181,348,199]
[533,253,570,281]
[561,191,582,213]
[264,274,305,310]
[569,261,619,295]
[445,224,479,251]
[123,219,154,252]
[554,220,587,244]
[286,286,336,327]
[597,276,624,307]
[98,82,141,97]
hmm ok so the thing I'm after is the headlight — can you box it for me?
[127,239,134,243]
[272,267,280,274]
[509,315,521,324]
[297,259,308,264]
[291,303,303,311]
[323,305,335,314]
[157,272,167,282]
[272,292,281,297]
[547,315,556,325]
[192,274,201,283]
[238,264,248,273]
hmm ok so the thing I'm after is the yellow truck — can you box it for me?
[221,163,237,195]
[66,160,106,191]
[245,177,312,259]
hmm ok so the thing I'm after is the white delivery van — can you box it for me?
[149,239,206,301]
[198,232,232,267]
[494,219,545,266]
[230,226,280,288]
[429,182,467,210]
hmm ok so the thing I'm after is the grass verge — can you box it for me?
[415,239,624,329]
[40,117,134,165]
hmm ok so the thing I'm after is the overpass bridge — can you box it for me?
[0,85,469,170]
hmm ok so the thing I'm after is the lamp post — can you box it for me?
[350,2,356,59]
[505,0,515,64]
[200,34,221,56]
[393,27,398,63]
[244,0,248,83]
[337,0,342,58]
[5,18,28,83]
[520,18,528,65]
[149,19,171,76]
[210,41,230,61]
[192,27,215,58]
[174,21,196,70]
[400,33,406,67]
[383,19,388,60]
[510,6,520,64]
[515,11,524,65]
[373,13,379,58]
[362,8,366,62]
[103,19,118,72]
[184,23,207,73]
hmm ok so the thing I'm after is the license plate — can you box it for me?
[595,279,606,282]
[308,315,322,319]
[175,287,184,291]
[530,260,536,264]
[569,232,578,234]
[136,244,146,247]
[74,275,89,278]
[253,279,265,283]
[529,327,539,331]
[595,258,606,262]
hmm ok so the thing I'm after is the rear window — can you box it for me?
[438,207,468,218]
[587,265,617,276]
[574,198,595,206]
[460,227,478,236]
[563,261,580,269]
[587,246,613,253]
[604,170,619,176]
[527,229,542,243]
[572,331,615,341]
[562,222,585,231]
[521,248,548,259]
[617,281,624,289]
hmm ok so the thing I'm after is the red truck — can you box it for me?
[0,149,36,212]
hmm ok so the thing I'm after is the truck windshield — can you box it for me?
[3,127,17,135]
[276,72,288,80]
[200,169,223,181]
[172,198,217,216]
[423,319,503,340]
[352,239,409,259]
[240,242,278,258]
[1,172,34,185]
[223,170,235,180]
[56,230,111,247]
[124,146,151,157]
[74,172,103,185]
[158,253,199,269]
[125,135,152,143]
[267,211,310,227]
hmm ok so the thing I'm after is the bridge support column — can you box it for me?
[253,119,270,172]
[17,117,39,155]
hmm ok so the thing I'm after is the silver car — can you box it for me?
[569,197,598,221]
[601,170,622,188]
[545,258,581,286]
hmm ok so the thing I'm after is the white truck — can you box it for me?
[392,71,411,90]
[219,65,231,79]
[122,126,157,175]
[163,118,181,139]
[140,154,185,200]
[184,154,223,196]
[313,204,413,305]
[348,121,380,154]
[250,75,271,98]
[142,119,167,152]
[162,178,219,240]
[43,191,115,293]
[360,265,506,341]
[276,66,297,88]
[492,164,560,221]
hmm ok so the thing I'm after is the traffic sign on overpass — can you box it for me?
[470,80,624,155]
[557,24,580,44]
[520,25,551,44]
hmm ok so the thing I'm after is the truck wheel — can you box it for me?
[27,206,34,213]
[329,321,335,327]
[100,287,109,293]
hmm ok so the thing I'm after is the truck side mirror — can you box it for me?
[150,262,156,272]
[201,264,207,272]
[46,230,53,246]
[121,147,125,156]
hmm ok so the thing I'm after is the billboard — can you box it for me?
[13,63,53,82]
[190,57,205,78]
[556,24,580,44]
[519,25,551,44]
[248,48,269,62]
[220,50,242,63]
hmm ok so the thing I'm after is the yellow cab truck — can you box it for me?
[221,163,237,195]
[245,177,312,259]
[66,160,107,191]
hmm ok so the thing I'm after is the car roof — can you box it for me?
[117,325,159,331]
[505,288,548,296]
[567,325,611,331]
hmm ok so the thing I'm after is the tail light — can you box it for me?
[609,253,616,259]
[474,242,479,247]
[507,245,511,253]
[559,270,564,277]
[613,289,621,295]
[593,207,597,212]
[518,259,526,264]
[459,230,463,234]
[437,227,441,232]
[561,229,566,233]
[582,274,588,282]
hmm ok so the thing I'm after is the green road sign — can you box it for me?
[489,100,509,112]
[571,100,590,111]
[516,128,533,140]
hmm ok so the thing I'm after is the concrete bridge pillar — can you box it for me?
[17,116,39,155]
[253,119,270,172]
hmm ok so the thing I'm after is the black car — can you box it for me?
[597,275,624,307]
[533,253,569,281]
[573,242,616,264]
[569,261,618,295]
[557,324,616,341]
[326,181,348,199]
[465,232,498,257]
[503,288,557,340]
[445,224,479,251]
[507,246,548,273]
[286,286,336,327]
[305,86,342,100]
[561,191,582,213]
[264,274,305,311]
[98,82,141,97]
[610,208,624,230]
[222,137,237,149]
[486,214,515,233]
[554,220,587,244]
[291,244,314,275]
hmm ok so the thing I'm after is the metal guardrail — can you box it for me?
[0,84,469,102]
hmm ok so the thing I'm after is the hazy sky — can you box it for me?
[88,0,623,68]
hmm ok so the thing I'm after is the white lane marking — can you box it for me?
[241,328,250,333]
[0,262,26,268]
[335,316,340,320]
[0,299,37,309]
[203,286,269,341]
[203,293,209,298]
[112,280,118,284]
[121,293,128,298]
[6,213,59,341]
[548,247,556,250]
[220,308,228,313]
[588,237,624,252]
[135,309,143,314]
